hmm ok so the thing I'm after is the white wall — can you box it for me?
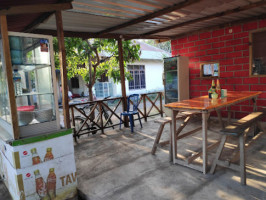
[113,60,164,97]
[71,76,88,96]
[66,60,164,98]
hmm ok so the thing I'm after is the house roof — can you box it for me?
[2,1,266,40]
[135,41,171,60]
[99,40,170,60]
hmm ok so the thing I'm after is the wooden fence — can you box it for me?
[69,92,164,140]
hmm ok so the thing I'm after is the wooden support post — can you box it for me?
[55,11,70,129]
[143,94,147,122]
[252,97,258,135]
[118,38,128,127]
[160,92,163,117]
[71,107,75,127]
[0,15,19,139]
[171,110,178,162]
[98,102,104,134]
[202,111,208,174]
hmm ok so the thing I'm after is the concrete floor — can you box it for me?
[74,116,266,200]
[1,116,265,200]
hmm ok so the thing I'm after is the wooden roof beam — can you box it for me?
[0,2,72,15]
[143,0,266,36]
[23,0,73,33]
[170,13,266,40]
[97,0,203,36]
[33,29,171,40]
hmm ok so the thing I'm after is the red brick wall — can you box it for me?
[171,19,266,119]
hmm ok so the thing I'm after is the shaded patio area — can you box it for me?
[74,116,266,200]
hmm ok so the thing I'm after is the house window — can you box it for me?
[71,77,79,88]
[128,65,146,90]
[250,30,266,76]
[98,72,109,82]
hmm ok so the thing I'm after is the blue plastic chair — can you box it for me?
[120,94,143,132]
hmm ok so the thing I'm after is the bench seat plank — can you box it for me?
[154,111,200,125]
[221,112,264,136]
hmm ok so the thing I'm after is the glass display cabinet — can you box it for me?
[0,32,60,138]
[163,56,189,104]
[0,28,76,200]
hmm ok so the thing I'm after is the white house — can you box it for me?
[67,41,170,99]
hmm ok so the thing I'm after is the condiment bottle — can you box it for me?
[216,79,221,98]
[208,87,212,99]
[211,80,216,93]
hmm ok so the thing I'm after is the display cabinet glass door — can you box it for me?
[164,57,178,104]
[0,45,11,124]
[9,35,56,127]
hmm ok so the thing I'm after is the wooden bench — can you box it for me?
[210,111,265,185]
[151,111,200,157]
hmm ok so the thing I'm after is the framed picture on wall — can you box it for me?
[200,62,219,78]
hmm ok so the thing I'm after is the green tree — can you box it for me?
[53,38,141,101]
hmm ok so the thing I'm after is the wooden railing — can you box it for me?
[69,91,164,140]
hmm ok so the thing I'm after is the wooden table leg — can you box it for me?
[216,109,225,129]
[252,97,257,111]
[227,106,231,125]
[202,111,208,174]
[252,97,258,135]
[171,110,178,163]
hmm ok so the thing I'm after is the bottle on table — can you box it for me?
[13,69,22,96]
[211,80,218,99]
[211,79,216,93]
[216,79,221,98]
[31,148,41,165]
[47,168,56,200]
[34,170,50,200]
[208,87,212,99]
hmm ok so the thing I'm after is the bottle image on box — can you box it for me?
[31,148,41,165]
[47,168,56,200]
[44,148,54,162]
[34,170,50,200]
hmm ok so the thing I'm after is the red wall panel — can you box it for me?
[171,19,266,119]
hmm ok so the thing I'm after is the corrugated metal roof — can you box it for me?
[3,0,266,39]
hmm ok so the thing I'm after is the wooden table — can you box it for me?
[165,91,262,174]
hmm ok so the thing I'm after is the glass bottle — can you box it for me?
[47,168,56,200]
[31,148,41,165]
[44,148,54,162]
[216,79,221,98]
[208,87,212,99]
[211,79,216,93]
[34,170,50,200]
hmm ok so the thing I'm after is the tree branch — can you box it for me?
[92,49,100,68]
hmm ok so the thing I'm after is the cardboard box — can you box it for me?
[0,130,74,169]
[0,151,77,200]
